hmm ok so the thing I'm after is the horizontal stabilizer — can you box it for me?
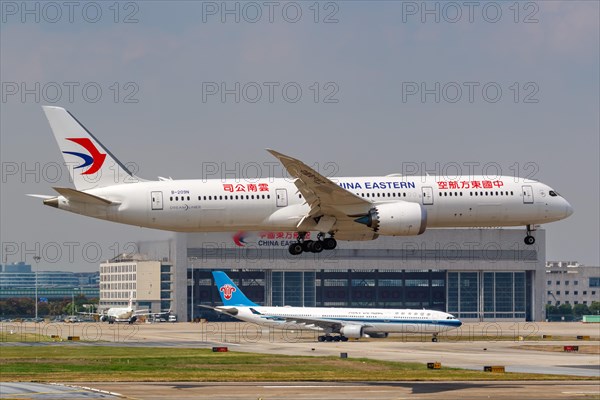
[26,194,54,200]
[52,187,115,205]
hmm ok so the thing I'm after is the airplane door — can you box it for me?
[151,191,163,210]
[276,188,288,207]
[522,185,534,204]
[422,187,434,205]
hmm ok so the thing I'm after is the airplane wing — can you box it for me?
[267,149,373,231]
[279,315,371,333]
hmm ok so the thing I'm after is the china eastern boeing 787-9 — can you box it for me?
[31,106,573,255]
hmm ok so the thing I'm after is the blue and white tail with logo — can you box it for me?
[212,271,257,307]
[42,106,142,191]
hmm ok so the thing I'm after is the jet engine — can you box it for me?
[354,201,427,236]
[364,332,389,338]
[340,325,364,338]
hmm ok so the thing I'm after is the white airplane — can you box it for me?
[209,271,462,342]
[33,106,573,255]
[82,292,151,324]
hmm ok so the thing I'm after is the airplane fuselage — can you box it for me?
[49,175,573,238]
[218,306,461,335]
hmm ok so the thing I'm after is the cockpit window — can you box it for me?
[549,190,559,197]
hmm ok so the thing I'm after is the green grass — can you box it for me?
[0,331,55,342]
[0,346,593,382]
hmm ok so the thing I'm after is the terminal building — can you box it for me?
[134,228,547,322]
[99,254,174,313]
[545,261,600,306]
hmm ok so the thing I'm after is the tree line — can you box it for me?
[0,295,97,318]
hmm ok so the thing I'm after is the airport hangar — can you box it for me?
[128,228,546,323]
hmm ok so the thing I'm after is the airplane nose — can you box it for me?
[565,202,574,218]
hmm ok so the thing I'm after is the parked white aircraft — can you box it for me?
[33,106,573,255]
[210,271,461,342]
[82,292,151,324]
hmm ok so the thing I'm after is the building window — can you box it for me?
[574,281,579,285]
[547,280,551,285]
[589,277,600,287]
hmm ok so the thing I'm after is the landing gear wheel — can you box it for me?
[524,235,535,245]
[432,336,438,342]
[340,336,349,342]
[333,336,341,342]
[302,240,313,252]
[289,242,303,255]
[318,335,325,342]
[325,336,334,342]
[311,240,324,253]
[323,237,337,250]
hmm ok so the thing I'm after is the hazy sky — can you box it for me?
[1,1,598,271]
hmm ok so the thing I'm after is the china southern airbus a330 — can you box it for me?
[210,271,461,342]
[32,106,573,255]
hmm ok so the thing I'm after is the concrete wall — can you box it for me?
[136,261,161,302]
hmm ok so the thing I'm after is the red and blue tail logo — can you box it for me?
[62,138,106,175]
[220,284,237,300]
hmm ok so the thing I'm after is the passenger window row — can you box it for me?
[170,194,271,202]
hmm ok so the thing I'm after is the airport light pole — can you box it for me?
[33,256,40,320]
[71,288,78,317]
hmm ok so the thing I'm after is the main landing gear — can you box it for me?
[431,334,438,342]
[288,232,337,255]
[318,334,349,342]
[524,224,536,245]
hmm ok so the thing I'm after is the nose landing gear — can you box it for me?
[524,224,536,245]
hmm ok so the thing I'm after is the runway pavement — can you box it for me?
[3,381,599,400]
[3,321,598,377]
[1,321,598,399]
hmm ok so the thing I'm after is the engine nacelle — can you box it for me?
[100,315,108,322]
[340,325,364,338]
[364,332,389,338]
[355,201,427,236]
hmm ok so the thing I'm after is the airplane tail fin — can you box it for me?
[128,291,134,310]
[42,106,142,191]
[212,271,258,307]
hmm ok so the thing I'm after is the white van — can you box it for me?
[168,315,177,323]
